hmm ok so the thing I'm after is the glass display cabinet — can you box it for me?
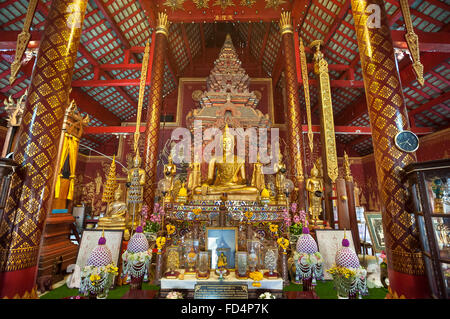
[404,159,450,299]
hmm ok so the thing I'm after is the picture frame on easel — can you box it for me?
[364,211,385,253]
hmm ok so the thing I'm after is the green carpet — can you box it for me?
[40,281,387,299]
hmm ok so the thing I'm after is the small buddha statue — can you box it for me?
[273,148,287,204]
[251,152,265,192]
[306,164,324,226]
[187,161,201,191]
[163,154,177,201]
[98,187,127,230]
[193,124,258,200]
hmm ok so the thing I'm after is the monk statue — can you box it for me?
[98,187,127,230]
[163,154,177,201]
[306,164,324,225]
[251,152,265,192]
[193,124,258,200]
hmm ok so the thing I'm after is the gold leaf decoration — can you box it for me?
[240,0,256,7]
[265,0,286,9]
[193,0,209,9]
[213,0,234,10]
[163,0,185,11]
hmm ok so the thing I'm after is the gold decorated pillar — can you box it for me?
[351,0,429,298]
[311,40,339,228]
[279,12,306,210]
[0,0,88,299]
[143,13,170,209]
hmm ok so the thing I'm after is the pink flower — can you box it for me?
[291,202,297,213]
[293,215,300,224]
[298,210,307,222]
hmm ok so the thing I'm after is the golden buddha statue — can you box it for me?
[251,152,265,192]
[187,161,201,191]
[306,164,324,225]
[193,124,258,200]
[273,148,287,204]
[98,187,127,230]
[163,154,177,201]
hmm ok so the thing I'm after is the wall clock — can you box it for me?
[394,130,419,152]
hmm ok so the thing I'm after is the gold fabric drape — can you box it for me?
[55,133,80,200]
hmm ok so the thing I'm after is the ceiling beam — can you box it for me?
[335,51,449,126]
[72,78,364,88]
[391,30,450,53]
[83,124,433,135]
[0,52,121,126]
[70,89,121,126]
[409,90,450,117]
[92,0,131,50]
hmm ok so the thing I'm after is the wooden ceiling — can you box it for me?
[0,0,448,155]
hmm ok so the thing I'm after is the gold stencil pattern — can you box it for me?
[279,13,305,208]
[351,0,424,275]
[0,0,88,272]
[143,31,169,209]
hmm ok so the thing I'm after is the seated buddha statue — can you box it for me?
[98,187,127,230]
[193,124,258,200]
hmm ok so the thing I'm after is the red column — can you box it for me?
[0,0,88,298]
[143,13,170,209]
[279,12,306,210]
[351,0,430,298]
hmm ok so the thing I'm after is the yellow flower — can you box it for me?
[269,224,279,233]
[166,224,176,235]
[90,274,100,282]
[277,237,289,250]
[193,208,202,216]
[244,211,253,220]
[249,271,263,282]
[156,236,166,250]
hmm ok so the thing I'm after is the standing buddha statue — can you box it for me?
[251,152,265,192]
[127,154,145,230]
[274,148,287,204]
[163,154,177,201]
[306,164,324,226]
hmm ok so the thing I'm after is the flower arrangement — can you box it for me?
[166,291,184,299]
[269,223,279,237]
[290,210,307,236]
[166,224,176,238]
[156,236,166,253]
[327,265,368,298]
[121,226,152,283]
[244,211,253,223]
[259,292,276,299]
[80,264,118,296]
[277,237,290,252]
[143,204,161,233]
[249,271,263,287]
[281,208,291,227]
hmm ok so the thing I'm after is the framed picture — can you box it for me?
[206,227,238,269]
[76,229,124,269]
[364,211,385,253]
[316,229,355,280]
